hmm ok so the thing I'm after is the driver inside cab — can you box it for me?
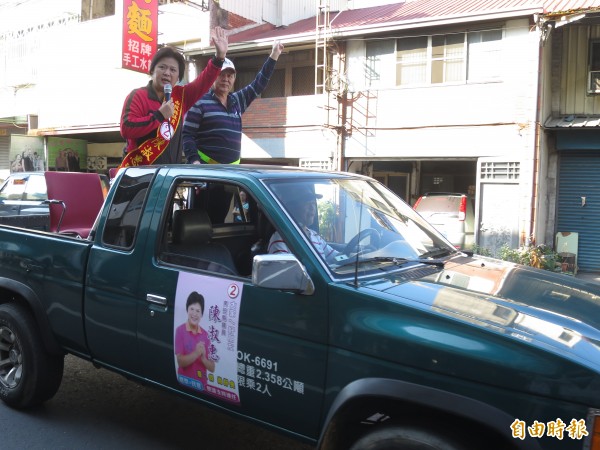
[268,187,340,264]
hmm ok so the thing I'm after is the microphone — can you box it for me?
[164,83,172,102]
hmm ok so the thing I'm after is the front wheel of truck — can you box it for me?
[349,425,467,450]
[0,303,64,409]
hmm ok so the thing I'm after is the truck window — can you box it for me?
[159,179,264,277]
[102,168,156,249]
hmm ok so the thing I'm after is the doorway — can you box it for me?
[373,172,409,203]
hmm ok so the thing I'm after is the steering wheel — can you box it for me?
[344,228,380,256]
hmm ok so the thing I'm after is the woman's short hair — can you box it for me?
[186,291,205,313]
[149,46,185,82]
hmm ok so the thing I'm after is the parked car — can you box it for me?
[413,192,475,250]
[0,172,48,217]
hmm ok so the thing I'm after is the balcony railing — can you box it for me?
[0,14,79,88]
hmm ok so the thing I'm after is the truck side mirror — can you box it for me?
[252,254,315,295]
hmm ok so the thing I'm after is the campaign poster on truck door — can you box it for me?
[173,271,242,404]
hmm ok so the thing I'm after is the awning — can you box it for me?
[544,115,600,128]
[545,116,600,150]
[34,124,121,144]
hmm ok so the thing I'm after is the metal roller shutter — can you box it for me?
[557,151,600,271]
[0,136,9,172]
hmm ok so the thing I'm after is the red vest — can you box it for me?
[119,87,184,168]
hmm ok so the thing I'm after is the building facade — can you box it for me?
[541,9,600,271]
[1,0,600,266]
[210,0,600,267]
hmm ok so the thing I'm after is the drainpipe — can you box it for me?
[529,15,545,246]
[339,91,349,172]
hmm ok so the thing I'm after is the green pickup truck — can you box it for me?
[0,165,598,450]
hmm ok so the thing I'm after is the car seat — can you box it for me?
[44,171,105,239]
[170,208,238,275]
[250,208,275,258]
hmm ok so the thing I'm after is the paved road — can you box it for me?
[0,355,315,450]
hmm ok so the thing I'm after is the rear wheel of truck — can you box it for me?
[349,425,467,450]
[0,303,64,409]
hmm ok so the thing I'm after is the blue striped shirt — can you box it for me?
[182,56,277,164]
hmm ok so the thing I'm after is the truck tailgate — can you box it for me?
[0,227,92,354]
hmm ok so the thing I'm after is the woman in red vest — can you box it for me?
[120,26,228,167]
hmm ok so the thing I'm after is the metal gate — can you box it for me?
[557,151,600,271]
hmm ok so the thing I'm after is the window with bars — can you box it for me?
[396,36,428,85]
[480,161,520,180]
[292,66,315,96]
[365,40,395,88]
[234,68,285,99]
[431,34,465,84]
[589,39,600,94]
[393,28,503,87]
[232,51,313,98]
[262,69,285,98]
[467,29,503,81]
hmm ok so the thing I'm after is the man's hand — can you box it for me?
[212,26,228,59]
[270,40,284,60]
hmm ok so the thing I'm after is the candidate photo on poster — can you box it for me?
[173,271,242,404]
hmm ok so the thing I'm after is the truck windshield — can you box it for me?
[265,177,457,276]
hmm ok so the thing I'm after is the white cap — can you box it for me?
[221,58,236,73]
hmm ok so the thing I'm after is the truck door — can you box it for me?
[136,175,328,440]
[85,167,159,375]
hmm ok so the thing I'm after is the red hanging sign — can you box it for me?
[122,0,158,74]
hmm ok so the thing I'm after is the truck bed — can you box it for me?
[0,226,92,354]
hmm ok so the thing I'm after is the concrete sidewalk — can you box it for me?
[574,271,600,284]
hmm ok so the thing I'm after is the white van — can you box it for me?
[413,192,475,251]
